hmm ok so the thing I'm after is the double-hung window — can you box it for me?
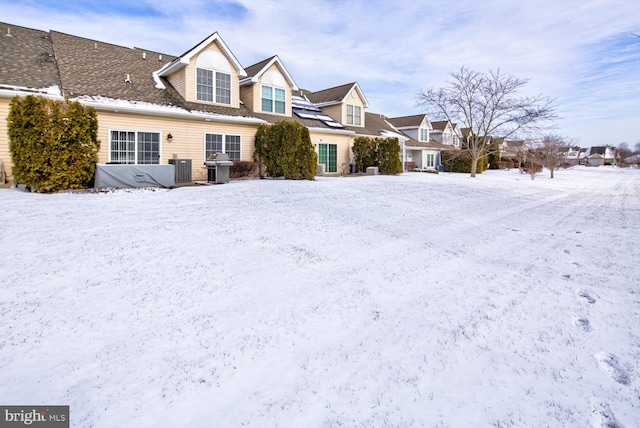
[197,68,231,104]
[346,104,361,126]
[110,130,160,164]
[205,133,241,161]
[261,85,286,114]
[419,128,428,142]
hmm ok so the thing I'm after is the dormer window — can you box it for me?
[197,69,231,104]
[347,104,361,126]
[261,85,286,114]
[419,128,428,142]
[195,50,232,105]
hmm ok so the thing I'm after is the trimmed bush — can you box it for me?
[8,95,100,192]
[488,141,501,169]
[352,136,402,175]
[441,149,488,174]
[253,120,317,180]
[230,161,256,178]
[377,137,403,175]
[352,136,378,173]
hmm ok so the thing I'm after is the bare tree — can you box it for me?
[417,66,557,177]
[616,142,632,167]
[533,134,569,178]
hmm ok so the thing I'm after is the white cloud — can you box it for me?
[1,0,639,146]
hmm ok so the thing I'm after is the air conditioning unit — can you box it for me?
[316,163,325,176]
[168,158,192,185]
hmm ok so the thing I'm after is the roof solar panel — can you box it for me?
[291,95,320,111]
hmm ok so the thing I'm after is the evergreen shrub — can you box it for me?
[8,95,100,192]
[441,149,488,174]
[352,136,402,175]
[253,120,317,179]
[230,161,256,178]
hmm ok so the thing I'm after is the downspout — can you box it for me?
[402,140,406,172]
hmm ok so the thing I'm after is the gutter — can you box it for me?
[306,126,355,135]
[79,99,268,125]
[0,88,64,100]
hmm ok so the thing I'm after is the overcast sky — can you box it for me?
[2,0,639,147]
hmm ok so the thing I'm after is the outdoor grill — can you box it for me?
[205,153,234,184]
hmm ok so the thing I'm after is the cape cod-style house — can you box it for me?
[0,22,402,182]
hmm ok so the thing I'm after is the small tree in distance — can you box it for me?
[417,66,557,177]
[534,134,569,178]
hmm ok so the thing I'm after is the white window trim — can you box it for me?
[108,128,162,164]
[195,67,232,106]
[426,153,435,168]
[419,128,429,142]
[204,132,242,161]
[346,104,362,126]
[261,84,287,114]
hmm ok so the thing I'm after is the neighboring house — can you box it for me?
[564,147,587,165]
[624,154,640,167]
[0,22,363,181]
[588,153,604,167]
[585,146,616,166]
[387,114,449,171]
[500,139,525,159]
[430,120,461,148]
[303,82,373,174]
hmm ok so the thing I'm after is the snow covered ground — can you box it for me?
[0,166,638,427]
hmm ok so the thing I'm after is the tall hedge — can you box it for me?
[8,95,100,192]
[487,140,501,169]
[352,136,402,175]
[352,136,378,173]
[441,149,487,174]
[253,120,317,180]
[377,137,403,175]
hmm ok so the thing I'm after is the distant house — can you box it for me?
[564,147,587,165]
[387,114,445,171]
[586,146,616,166]
[624,154,640,167]
[495,139,525,159]
[430,120,462,148]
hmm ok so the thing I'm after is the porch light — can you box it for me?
[167,133,173,142]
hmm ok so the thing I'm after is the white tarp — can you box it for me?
[94,164,175,189]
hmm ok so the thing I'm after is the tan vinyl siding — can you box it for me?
[243,64,293,117]
[167,71,186,99]
[185,42,241,108]
[95,110,259,180]
[0,97,12,182]
[257,64,292,117]
[240,84,254,111]
[320,104,342,124]
[309,130,352,175]
[345,90,366,127]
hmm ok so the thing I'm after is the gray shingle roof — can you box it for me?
[0,22,60,90]
[244,56,276,79]
[387,114,426,128]
[51,30,178,104]
[344,112,399,138]
[430,120,449,131]
[306,82,356,104]
[1,24,263,120]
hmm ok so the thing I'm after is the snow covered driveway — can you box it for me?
[1,167,638,427]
